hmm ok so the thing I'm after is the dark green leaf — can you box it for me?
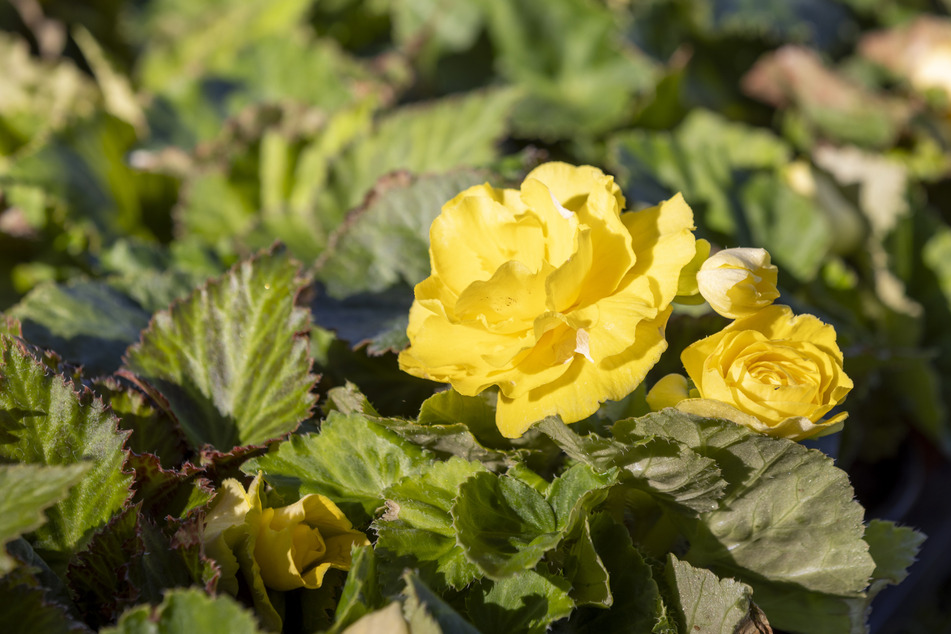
[103,587,264,634]
[466,570,574,634]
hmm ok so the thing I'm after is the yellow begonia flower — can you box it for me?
[680,305,853,441]
[696,247,780,319]
[203,474,370,592]
[398,162,698,438]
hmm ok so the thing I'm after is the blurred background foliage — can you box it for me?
[3,0,951,630]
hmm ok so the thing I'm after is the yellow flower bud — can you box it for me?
[696,247,779,319]
[646,373,691,411]
[203,474,370,592]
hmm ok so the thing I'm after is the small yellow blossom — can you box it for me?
[398,162,698,437]
[203,473,370,592]
[679,305,853,440]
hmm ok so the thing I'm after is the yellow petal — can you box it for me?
[646,374,691,411]
[496,309,671,437]
[203,478,253,544]
[524,161,625,213]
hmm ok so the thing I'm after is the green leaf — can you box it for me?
[10,280,151,376]
[546,463,616,534]
[104,587,264,634]
[0,463,91,575]
[466,570,574,634]
[562,516,611,606]
[123,247,317,451]
[481,0,657,138]
[401,571,481,634]
[0,335,131,565]
[316,169,490,299]
[664,554,757,634]
[538,417,725,514]
[609,109,791,236]
[331,545,385,633]
[864,519,924,586]
[243,411,432,522]
[374,457,486,590]
[453,472,560,579]
[563,512,672,632]
[0,575,87,634]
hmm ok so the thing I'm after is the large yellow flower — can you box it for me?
[679,305,853,440]
[398,162,697,437]
[203,473,370,592]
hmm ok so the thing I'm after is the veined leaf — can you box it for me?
[374,457,486,590]
[538,417,725,514]
[625,411,875,630]
[0,335,131,565]
[664,554,761,634]
[452,472,561,579]
[400,571,481,634]
[242,411,432,522]
[316,169,490,299]
[0,575,88,634]
[123,247,317,451]
[0,463,91,575]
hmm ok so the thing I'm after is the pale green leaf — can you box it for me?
[243,411,432,522]
[865,519,924,586]
[0,335,131,564]
[123,248,317,450]
[374,457,486,590]
[0,463,91,575]
[629,411,874,595]
[546,463,616,534]
[104,587,264,634]
[664,554,755,634]
[452,472,561,579]
[562,516,611,606]
[331,546,385,633]
[466,570,574,634]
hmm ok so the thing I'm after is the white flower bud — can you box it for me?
[697,248,779,319]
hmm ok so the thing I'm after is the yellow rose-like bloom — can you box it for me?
[398,162,698,437]
[203,474,370,592]
[680,305,853,440]
[696,247,780,319]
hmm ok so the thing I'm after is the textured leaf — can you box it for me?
[546,463,616,534]
[10,280,151,376]
[539,417,725,514]
[104,587,264,634]
[626,410,875,630]
[0,463,90,575]
[123,247,317,451]
[453,472,561,579]
[562,516,611,606]
[242,411,432,522]
[466,570,574,634]
[0,335,131,565]
[374,457,486,590]
[316,169,490,299]
[665,554,756,634]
